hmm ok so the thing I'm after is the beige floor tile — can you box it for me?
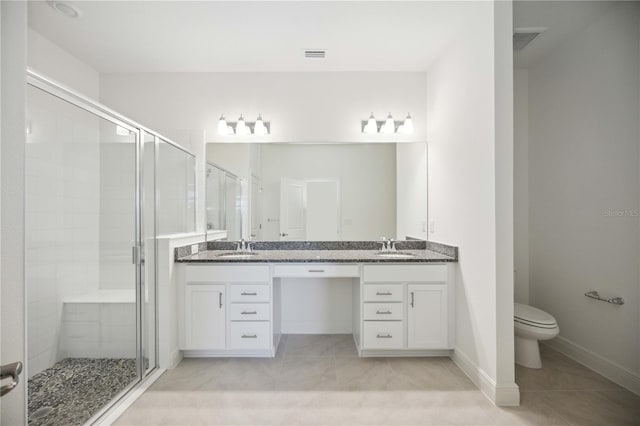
[115,335,640,426]
[387,357,476,390]
[534,389,640,425]
[284,334,335,357]
[276,357,338,390]
[333,334,359,358]
[516,345,623,392]
[490,391,571,425]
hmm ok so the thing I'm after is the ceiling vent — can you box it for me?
[513,28,546,50]
[304,49,327,59]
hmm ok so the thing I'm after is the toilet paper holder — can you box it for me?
[584,290,624,306]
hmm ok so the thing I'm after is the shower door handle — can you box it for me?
[1,361,23,397]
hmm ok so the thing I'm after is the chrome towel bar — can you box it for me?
[585,290,624,306]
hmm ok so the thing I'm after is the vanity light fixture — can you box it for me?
[364,112,378,134]
[401,113,414,134]
[254,114,268,136]
[217,115,229,135]
[381,112,395,134]
[217,114,271,136]
[361,112,414,135]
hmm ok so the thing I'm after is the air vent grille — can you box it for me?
[304,49,327,59]
[513,28,546,51]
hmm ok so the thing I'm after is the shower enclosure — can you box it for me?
[24,70,195,425]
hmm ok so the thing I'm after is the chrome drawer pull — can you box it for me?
[376,292,392,296]
[241,292,257,296]
[376,334,392,339]
[308,269,325,273]
[241,311,257,315]
[376,310,392,315]
[241,334,257,339]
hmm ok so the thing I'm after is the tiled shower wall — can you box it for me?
[26,87,101,377]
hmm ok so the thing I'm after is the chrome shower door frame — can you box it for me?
[25,69,162,424]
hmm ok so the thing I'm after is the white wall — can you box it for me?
[28,28,99,99]
[527,2,640,381]
[514,69,529,304]
[1,1,28,422]
[260,143,396,241]
[427,0,517,405]
[396,142,428,240]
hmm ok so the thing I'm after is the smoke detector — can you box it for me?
[47,1,82,19]
[513,28,546,50]
[304,49,327,59]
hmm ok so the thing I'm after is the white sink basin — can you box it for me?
[376,252,416,259]
[216,252,258,259]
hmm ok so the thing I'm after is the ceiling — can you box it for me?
[513,0,617,68]
[28,1,483,73]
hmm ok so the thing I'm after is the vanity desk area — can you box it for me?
[175,240,457,359]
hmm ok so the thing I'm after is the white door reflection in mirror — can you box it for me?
[280,179,306,240]
[306,180,340,240]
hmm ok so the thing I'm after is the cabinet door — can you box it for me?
[185,284,225,350]
[407,284,448,349]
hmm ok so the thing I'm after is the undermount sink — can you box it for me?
[376,252,416,259]
[216,252,258,259]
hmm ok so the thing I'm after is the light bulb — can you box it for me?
[236,114,249,135]
[402,113,414,134]
[254,114,268,136]
[364,112,378,134]
[381,112,395,134]
[217,115,228,135]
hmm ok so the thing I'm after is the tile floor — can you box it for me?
[114,335,640,425]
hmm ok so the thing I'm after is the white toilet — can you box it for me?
[514,303,559,369]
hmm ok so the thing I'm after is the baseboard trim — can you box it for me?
[544,336,640,396]
[360,349,452,357]
[451,348,520,406]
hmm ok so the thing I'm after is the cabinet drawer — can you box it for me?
[363,302,403,320]
[363,264,447,283]
[229,303,270,321]
[272,264,360,278]
[363,322,404,349]
[228,322,270,350]
[186,265,270,283]
[363,284,403,302]
[228,284,270,303]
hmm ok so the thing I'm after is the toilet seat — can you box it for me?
[514,303,557,328]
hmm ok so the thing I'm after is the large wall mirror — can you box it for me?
[206,142,428,242]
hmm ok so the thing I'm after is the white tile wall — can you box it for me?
[26,87,102,377]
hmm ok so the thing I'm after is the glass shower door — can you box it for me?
[25,83,141,425]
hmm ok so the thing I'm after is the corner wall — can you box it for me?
[427,0,518,405]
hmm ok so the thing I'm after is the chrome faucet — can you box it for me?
[236,238,252,253]
[379,237,397,253]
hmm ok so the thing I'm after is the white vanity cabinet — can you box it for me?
[361,264,454,353]
[407,283,449,349]
[185,284,225,350]
[180,261,454,358]
[181,265,274,356]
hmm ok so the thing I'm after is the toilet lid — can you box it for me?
[514,303,557,326]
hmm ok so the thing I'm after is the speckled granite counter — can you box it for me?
[175,240,458,263]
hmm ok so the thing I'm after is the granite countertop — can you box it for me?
[177,248,456,263]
